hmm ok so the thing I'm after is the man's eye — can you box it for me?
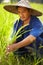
[18,11,20,13]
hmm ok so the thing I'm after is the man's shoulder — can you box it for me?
[31,16,42,28]
[32,16,42,24]
[31,16,41,22]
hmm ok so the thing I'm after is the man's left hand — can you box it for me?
[5,44,17,55]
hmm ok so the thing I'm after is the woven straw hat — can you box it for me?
[4,0,42,16]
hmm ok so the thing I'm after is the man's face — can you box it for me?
[18,7,31,21]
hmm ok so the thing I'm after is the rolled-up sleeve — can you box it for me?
[30,17,43,38]
[30,26,43,37]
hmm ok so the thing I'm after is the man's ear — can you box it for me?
[28,9,32,15]
[29,9,32,15]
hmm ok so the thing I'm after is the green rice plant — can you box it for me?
[0,3,43,65]
[0,22,43,65]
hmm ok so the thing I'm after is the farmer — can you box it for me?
[4,0,43,59]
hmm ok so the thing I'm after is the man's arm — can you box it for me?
[6,35,36,54]
[15,35,36,49]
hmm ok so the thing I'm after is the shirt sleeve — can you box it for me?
[30,27,43,37]
[11,21,17,38]
[30,18,43,37]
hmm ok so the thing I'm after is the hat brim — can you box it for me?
[4,5,42,16]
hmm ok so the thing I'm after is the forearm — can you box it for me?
[6,35,36,52]
[14,35,36,49]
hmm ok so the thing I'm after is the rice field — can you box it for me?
[0,3,43,65]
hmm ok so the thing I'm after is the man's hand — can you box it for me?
[5,44,17,55]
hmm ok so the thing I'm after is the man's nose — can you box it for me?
[20,13,23,17]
